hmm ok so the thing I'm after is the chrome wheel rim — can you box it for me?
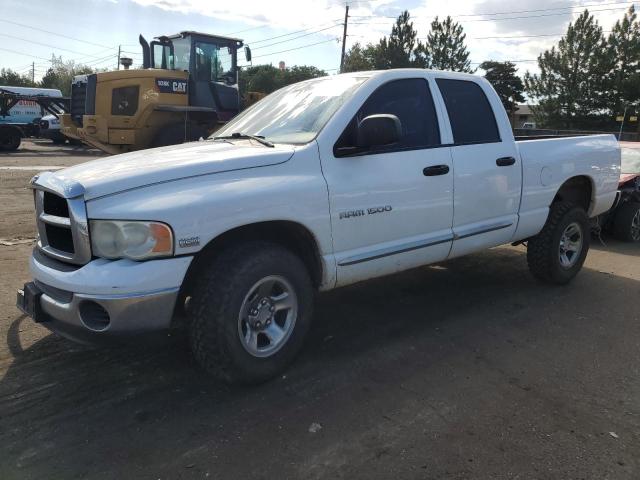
[238,275,298,358]
[559,222,583,268]
[631,209,640,241]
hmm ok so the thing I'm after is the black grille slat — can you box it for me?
[71,81,87,126]
[43,191,69,217]
[45,224,75,254]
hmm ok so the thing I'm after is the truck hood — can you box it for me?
[46,140,295,200]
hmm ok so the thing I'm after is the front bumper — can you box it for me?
[18,281,179,343]
[18,249,193,343]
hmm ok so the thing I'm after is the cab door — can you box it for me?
[318,77,455,287]
[192,40,239,119]
[434,77,522,258]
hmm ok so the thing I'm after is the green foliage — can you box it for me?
[341,42,375,72]
[39,55,95,96]
[341,11,471,73]
[373,11,425,69]
[480,61,525,117]
[419,16,473,73]
[0,68,36,87]
[525,11,612,129]
[606,6,640,119]
[239,64,327,99]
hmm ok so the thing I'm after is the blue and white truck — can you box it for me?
[0,86,64,151]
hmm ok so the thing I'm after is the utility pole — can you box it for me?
[117,45,121,70]
[618,104,628,141]
[31,62,35,84]
[340,4,349,73]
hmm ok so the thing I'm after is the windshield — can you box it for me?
[214,76,367,144]
[621,146,640,173]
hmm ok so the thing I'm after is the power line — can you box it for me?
[246,20,343,45]
[460,5,631,22]
[252,38,340,59]
[0,33,114,59]
[0,18,113,49]
[472,29,613,40]
[0,47,52,62]
[350,4,632,25]
[253,24,342,50]
[349,1,631,19]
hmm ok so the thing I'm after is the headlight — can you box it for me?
[90,220,173,260]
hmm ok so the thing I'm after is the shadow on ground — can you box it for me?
[1,247,639,479]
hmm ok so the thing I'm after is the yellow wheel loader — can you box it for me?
[61,31,252,154]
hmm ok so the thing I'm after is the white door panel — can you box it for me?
[434,77,523,251]
[450,143,521,230]
[325,148,454,287]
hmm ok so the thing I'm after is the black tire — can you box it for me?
[527,202,590,284]
[612,201,640,242]
[188,242,314,384]
[0,129,21,151]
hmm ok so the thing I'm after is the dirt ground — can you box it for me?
[1,140,639,479]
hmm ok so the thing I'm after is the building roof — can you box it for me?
[516,104,533,115]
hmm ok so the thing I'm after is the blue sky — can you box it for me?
[1,0,634,80]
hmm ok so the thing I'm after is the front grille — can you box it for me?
[43,191,69,217]
[70,79,87,126]
[34,188,91,265]
[45,223,74,253]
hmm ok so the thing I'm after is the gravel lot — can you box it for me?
[1,139,639,479]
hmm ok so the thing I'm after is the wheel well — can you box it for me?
[552,176,593,213]
[178,221,323,313]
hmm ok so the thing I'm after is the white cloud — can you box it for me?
[131,0,634,75]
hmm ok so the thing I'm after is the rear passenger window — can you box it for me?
[436,79,500,145]
[334,78,441,156]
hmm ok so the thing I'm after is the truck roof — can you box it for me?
[0,86,63,97]
[166,31,243,45]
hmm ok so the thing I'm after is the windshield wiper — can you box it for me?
[214,132,274,148]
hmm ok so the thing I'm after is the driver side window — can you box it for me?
[334,78,441,155]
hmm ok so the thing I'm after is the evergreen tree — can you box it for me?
[525,10,610,129]
[374,11,424,69]
[606,6,640,123]
[341,42,375,73]
[480,61,525,119]
[420,16,473,72]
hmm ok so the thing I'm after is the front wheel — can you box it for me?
[527,202,590,284]
[188,242,314,384]
[612,201,640,242]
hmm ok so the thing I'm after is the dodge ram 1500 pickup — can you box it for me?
[17,69,621,384]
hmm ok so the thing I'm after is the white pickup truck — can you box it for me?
[17,69,620,384]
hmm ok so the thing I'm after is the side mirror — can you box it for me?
[357,114,401,148]
[244,46,252,63]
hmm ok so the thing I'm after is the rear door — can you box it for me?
[434,77,522,258]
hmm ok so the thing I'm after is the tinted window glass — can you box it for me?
[335,78,441,155]
[436,79,500,145]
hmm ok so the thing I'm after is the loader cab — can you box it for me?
[149,31,245,120]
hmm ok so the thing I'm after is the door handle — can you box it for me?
[496,156,516,167]
[423,164,450,176]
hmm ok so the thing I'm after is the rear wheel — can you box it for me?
[188,242,314,384]
[0,128,21,151]
[527,202,590,284]
[612,201,640,242]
